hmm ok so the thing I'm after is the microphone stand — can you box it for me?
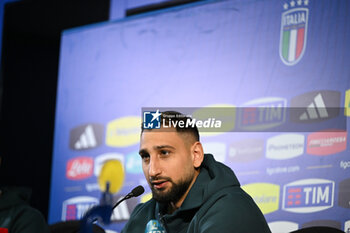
[112,192,133,209]
[79,184,144,233]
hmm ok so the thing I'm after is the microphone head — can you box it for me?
[131,185,145,197]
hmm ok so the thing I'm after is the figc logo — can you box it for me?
[280,0,309,65]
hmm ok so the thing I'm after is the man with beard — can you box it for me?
[121,111,271,233]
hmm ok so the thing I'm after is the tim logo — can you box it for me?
[280,0,309,65]
[290,91,341,123]
[61,196,98,221]
[283,179,334,213]
[143,110,161,129]
[69,124,104,150]
[66,157,93,180]
[238,97,287,131]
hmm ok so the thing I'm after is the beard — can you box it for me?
[150,174,194,204]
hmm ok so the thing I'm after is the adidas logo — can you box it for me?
[75,125,97,149]
[290,90,341,123]
[69,123,104,150]
[299,93,328,120]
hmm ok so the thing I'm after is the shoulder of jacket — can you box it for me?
[202,186,254,209]
[130,199,156,216]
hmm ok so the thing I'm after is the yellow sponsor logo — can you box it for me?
[141,192,152,203]
[345,89,350,116]
[106,116,141,147]
[242,183,279,214]
[192,104,236,137]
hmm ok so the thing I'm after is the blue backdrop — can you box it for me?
[49,0,350,232]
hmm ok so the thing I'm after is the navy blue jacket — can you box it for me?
[122,154,271,233]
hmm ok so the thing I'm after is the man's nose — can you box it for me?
[148,156,161,177]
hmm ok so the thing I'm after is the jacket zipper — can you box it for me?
[158,212,169,233]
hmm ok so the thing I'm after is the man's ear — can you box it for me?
[191,142,204,168]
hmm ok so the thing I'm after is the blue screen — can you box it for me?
[49,0,350,232]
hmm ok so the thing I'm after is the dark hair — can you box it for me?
[141,111,200,142]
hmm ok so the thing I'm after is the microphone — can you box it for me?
[81,185,145,233]
[129,185,145,198]
[113,185,144,209]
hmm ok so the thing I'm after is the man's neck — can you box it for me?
[167,202,178,214]
[167,169,200,214]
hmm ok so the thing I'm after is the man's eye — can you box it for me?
[160,150,170,155]
[140,153,150,161]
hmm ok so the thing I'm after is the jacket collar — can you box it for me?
[156,161,211,217]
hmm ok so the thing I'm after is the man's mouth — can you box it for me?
[151,180,169,189]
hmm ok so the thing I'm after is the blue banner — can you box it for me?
[49,0,350,232]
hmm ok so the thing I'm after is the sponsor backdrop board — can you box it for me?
[49,0,350,232]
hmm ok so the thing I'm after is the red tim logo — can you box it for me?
[287,187,303,206]
[66,157,93,180]
[307,131,347,156]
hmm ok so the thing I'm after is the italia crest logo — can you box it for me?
[280,0,309,65]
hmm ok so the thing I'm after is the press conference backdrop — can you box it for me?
[49,0,350,232]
